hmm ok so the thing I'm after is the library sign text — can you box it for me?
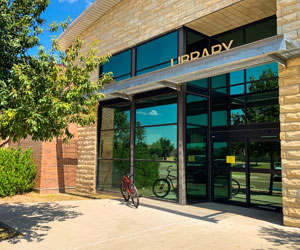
[171,40,234,66]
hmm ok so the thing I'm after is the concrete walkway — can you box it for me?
[0,198,299,250]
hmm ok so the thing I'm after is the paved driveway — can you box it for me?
[0,198,299,250]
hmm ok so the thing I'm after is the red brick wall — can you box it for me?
[8,124,78,194]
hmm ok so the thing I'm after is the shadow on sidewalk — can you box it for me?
[0,202,83,244]
[255,226,300,250]
[117,198,219,223]
[192,202,283,225]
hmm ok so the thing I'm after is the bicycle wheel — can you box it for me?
[130,184,139,208]
[231,179,240,196]
[120,180,129,202]
[152,178,170,198]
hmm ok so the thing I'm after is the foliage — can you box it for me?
[149,137,174,160]
[0,147,36,197]
[0,0,112,144]
[231,67,278,125]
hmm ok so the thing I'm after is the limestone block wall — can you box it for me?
[279,58,300,227]
[277,0,300,44]
[77,124,98,193]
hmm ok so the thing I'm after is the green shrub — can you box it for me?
[0,147,36,197]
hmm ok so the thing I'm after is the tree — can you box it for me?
[0,0,112,145]
[149,137,175,160]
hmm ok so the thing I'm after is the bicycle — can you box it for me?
[152,165,177,198]
[231,178,240,196]
[120,174,139,208]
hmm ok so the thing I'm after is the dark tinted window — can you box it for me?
[103,50,131,81]
[136,31,178,75]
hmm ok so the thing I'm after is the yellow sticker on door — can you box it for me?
[226,155,236,164]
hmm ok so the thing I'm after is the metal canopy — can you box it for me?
[100,35,300,101]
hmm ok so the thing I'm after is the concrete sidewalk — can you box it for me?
[0,198,299,250]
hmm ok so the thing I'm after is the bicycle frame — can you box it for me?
[122,175,132,196]
[165,166,177,190]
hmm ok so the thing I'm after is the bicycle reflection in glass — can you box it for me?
[152,165,177,198]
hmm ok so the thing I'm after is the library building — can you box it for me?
[57,0,300,227]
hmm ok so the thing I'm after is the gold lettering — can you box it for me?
[222,40,234,50]
[202,48,210,57]
[211,44,222,55]
[190,51,200,60]
[181,54,190,63]
[171,58,174,66]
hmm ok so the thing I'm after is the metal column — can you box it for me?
[130,97,136,182]
[178,85,187,205]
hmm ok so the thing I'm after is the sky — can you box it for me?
[29,0,94,55]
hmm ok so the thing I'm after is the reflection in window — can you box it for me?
[98,102,131,192]
[230,70,244,85]
[101,104,130,130]
[246,62,278,82]
[135,94,177,162]
[136,95,177,126]
[102,50,131,81]
[211,62,279,126]
[135,161,177,201]
[136,31,178,75]
[97,160,130,191]
[135,125,177,160]
[99,129,130,159]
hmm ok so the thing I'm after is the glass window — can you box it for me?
[135,161,178,201]
[230,70,244,85]
[246,62,278,82]
[99,129,130,159]
[212,111,227,127]
[186,95,208,127]
[230,85,245,125]
[135,125,177,160]
[212,29,244,49]
[186,30,209,55]
[211,74,227,89]
[186,94,208,164]
[100,104,130,130]
[136,95,177,126]
[97,160,130,191]
[136,31,178,75]
[246,78,279,124]
[188,78,208,89]
[211,89,228,127]
[245,18,276,44]
[103,50,131,81]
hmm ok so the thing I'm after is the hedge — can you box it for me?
[0,147,36,197]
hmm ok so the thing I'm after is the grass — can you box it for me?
[0,191,120,205]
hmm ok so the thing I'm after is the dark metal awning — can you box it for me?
[100,35,300,101]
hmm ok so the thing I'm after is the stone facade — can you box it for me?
[277,0,300,228]
[279,58,300,227]
[277,0,300,44]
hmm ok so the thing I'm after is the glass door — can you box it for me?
[249,139,282,211]
[212,138,247,206]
